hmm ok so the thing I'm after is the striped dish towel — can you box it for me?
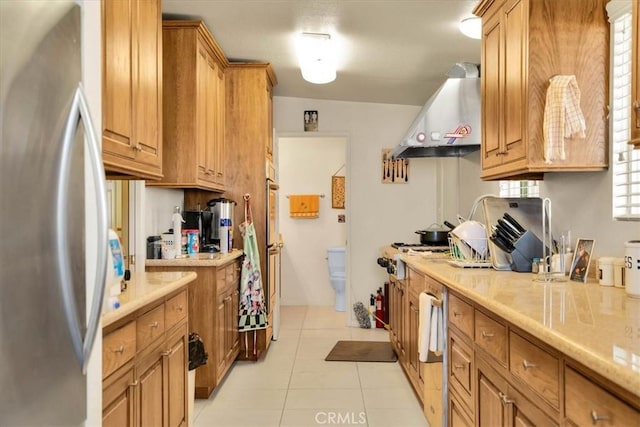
[543,75,586,164]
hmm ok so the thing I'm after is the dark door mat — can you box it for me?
[325,340,398,362]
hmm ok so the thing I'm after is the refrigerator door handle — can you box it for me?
[56,83,108,373]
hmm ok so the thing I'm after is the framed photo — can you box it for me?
[569,238,595,283]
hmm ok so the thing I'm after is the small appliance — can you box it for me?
[207,198,236,253]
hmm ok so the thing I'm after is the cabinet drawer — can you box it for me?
[448,294,473,340]
[565,367,640,426]
[449,333,473,414]
[509,331,559,408]
[474,310,507,365]
[165,290,187,330]
[137,304,165,350]
[103,321,136,378]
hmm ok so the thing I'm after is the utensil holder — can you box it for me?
[510,230,544,272]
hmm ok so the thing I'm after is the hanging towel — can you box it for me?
[543,75,586,164]
[418,293,436,363]
[289,194,320,218]
[428,305,444,355]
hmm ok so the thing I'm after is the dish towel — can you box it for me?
[418,293,436,362]
[289,194,320,218]
[543,75,586,164]
[429,304,444,354]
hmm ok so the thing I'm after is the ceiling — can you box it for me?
[162,1,481,107]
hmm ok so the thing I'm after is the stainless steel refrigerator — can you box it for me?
[0,2,108,425]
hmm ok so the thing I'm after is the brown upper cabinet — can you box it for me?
[474,0,610,180]
[631,0,640,148]
[101,0,163,180]
[147,20,229,191]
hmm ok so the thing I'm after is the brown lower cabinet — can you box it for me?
[147,258,241,398]
[447,289,640,426]
[102,288,189,427]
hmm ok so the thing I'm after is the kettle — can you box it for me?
[207,198,236,253]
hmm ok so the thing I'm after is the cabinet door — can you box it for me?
[214,68,226,186]
[407,293,421,390]
[216,295,226,380]
[196,47,215,183]
[166,330,187,427]
[224,293,235,361]
[131,0,162,168]
[103,366,136,427]
[501,0,526,163]
[137,353,165,427]
[231,288,240,355]
[481,9,503,170]
[477,365,507,427]
[631,0,640,147]
[102,0,133,157]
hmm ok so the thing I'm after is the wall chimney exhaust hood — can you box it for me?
[392,63,481,158]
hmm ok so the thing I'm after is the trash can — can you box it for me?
[188,332,208,425]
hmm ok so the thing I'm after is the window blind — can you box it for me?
[499,180,539,198]
[611,12,640,220]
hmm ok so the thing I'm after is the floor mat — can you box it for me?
[325,340,398,362]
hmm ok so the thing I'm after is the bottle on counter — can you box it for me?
[172,206,184,256]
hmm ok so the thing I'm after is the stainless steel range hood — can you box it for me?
[392,63,481,158]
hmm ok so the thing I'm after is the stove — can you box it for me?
[391,242,449,253]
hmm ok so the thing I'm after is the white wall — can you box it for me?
[278,136,347,306]
[144,187,185,238]
[274,96,440,326]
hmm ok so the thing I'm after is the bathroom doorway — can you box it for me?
[277,135,348,309]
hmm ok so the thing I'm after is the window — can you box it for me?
[499,180,539,198]
[611,9,640,220]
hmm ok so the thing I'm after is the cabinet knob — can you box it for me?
[522,359,536,370]
[114,345,125,354]
[150,321,159,329]
[161,348,174,357]
[498,392,515,405]
[590,410,609,424]
[133,143,142,152]
[175,305,184,312]
[481,330,494,338]
[129,380,139,388]
[453,363,466,370]
[633,101,640,110]
[452,311,463,317]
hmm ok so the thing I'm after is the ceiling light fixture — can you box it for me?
[459,17,482,40]
[297,32,336,84]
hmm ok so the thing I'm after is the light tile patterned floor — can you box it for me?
[191,306,429,427]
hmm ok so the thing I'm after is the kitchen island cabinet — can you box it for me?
[102,271,196,427]
[474,0,609,180]
[402,256,640,426]
[101,0,163,180]
[146,250,243,397]
[146,20,228,191]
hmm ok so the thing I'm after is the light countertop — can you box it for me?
[401,253,640,398]
[102,271,197,328]
[145,249,243,267]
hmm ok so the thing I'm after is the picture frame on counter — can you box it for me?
[569,238,595,283]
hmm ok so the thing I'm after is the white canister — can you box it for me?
[597,257,615,287]
[624,240,640,298]
[614,258,625,288]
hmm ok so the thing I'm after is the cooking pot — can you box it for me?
[415,221,456,245]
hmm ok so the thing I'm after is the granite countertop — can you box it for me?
[102,271,197,328]
[401,253,640,398]
[145,249,243,267]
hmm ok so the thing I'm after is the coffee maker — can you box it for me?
[183,210,214,252]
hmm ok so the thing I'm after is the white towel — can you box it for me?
[418,293,435,362]
[543,75,586,164]
[429,305,444,354]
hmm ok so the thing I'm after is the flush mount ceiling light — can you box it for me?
[297,32,336,84]
[459,17,482,40]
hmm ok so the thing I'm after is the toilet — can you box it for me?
[326,246,346,311]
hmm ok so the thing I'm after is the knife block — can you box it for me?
[510,230,544,272]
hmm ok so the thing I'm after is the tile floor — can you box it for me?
[192,306,429,427]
